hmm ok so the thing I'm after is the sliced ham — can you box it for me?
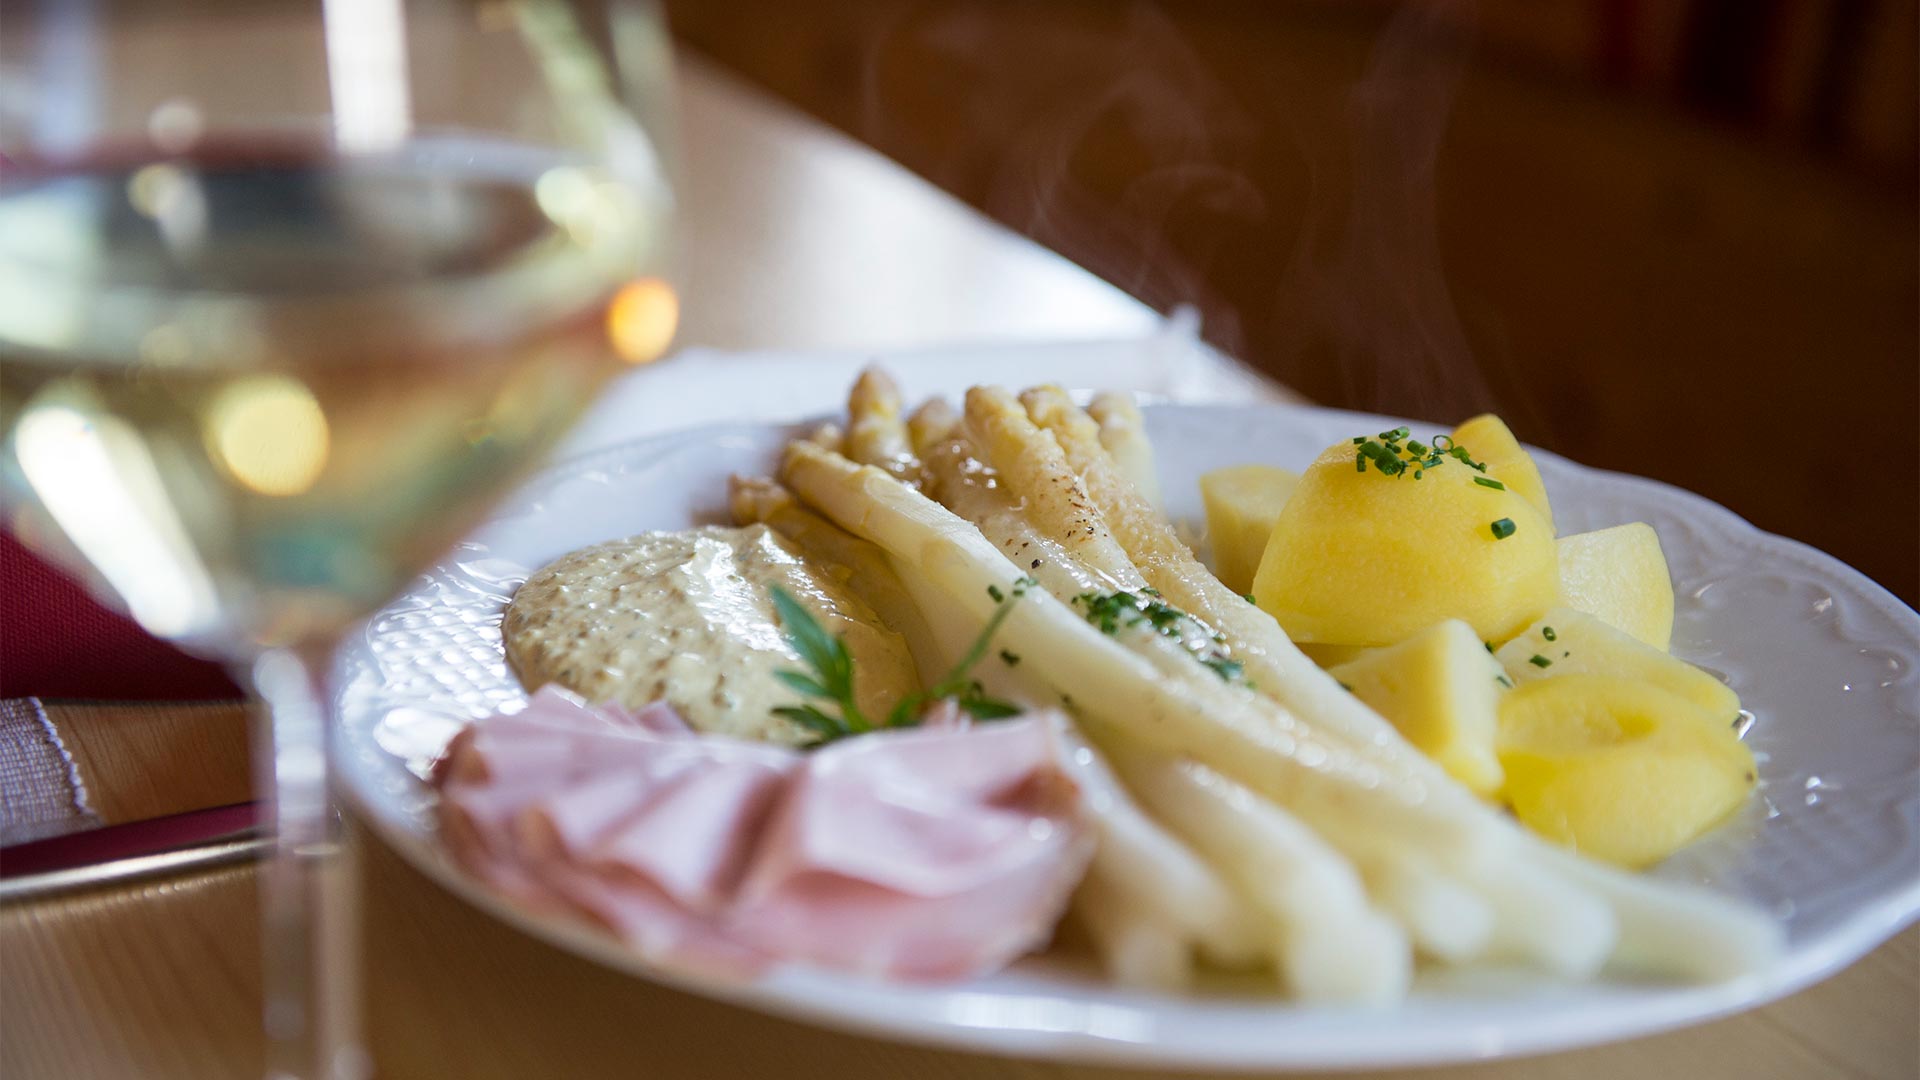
[431,686,1092,982]
[590,760,791,912]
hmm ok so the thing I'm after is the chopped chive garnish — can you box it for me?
[1243,593,1257,604]
[1473,476,1506,490]
[999,649,1021,666]
[1349,431,1487,482]
[986,584,1004,603]
[1202,656,1245,681]
[1490,518,1517,540]
[1355,439,1410,476]
[1485,641,1495,653]
[1447,444,1488,471]
[1528,654,1553,668]
[1542,626,1557,642]
[1495,674,1514,688]
[1074,588,1247,684]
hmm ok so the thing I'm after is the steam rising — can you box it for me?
[851,2,1494,419]
[1275,0,1493,418]
[862,5,1265,359]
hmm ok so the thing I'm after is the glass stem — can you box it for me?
[249,647,366,1080]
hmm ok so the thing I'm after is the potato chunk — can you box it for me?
[1328,620,1507,796]
[1497,674,1756,867]
[1496,608,1740,724]
[1557,523,1675,651]
[1296,642,1372,668]
[1252,440,1558,645]
[1200,464,1301,594]
[1452,414,1553,529]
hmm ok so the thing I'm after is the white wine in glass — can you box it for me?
[0,2,678,1075]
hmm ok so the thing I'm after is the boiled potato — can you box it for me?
[1452,414,1553,529]
[1558,523,1675,651]
[1497,674,1756,867]
[1297,642,1373,668]
[1252,439,1558,645]
[1200,464,1301,595]
[1496,608,1740,724]
[1329,619,1507,796]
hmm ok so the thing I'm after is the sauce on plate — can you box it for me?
[503,524,918,744]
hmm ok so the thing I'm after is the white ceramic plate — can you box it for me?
[331,404,1920,1071]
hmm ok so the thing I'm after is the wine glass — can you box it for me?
[0,1,678,1075]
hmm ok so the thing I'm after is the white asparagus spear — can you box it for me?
[906,397,960,459]
[1047,716,1267,971]
[844,366,919,483]
[1464,856,1616,979]
[1108,746,1412,1004]
[779,440,1493,863]
[1532,842,1782,982]
[1359,857,1494,963]
[804,422,844,454]
[964,386,1148,588]
[1071,870,1194,991]
[1088,392,1163,511]
[920,432,1135,601]
[923,429,1327,747]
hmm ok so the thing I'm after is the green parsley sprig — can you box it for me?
[770,577,1035,746]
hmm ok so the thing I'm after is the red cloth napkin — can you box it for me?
[0,533,242,700]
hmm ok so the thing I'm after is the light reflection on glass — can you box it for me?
[146,99,205,153]
[138,323,192,366]
[606,277,677,364]
[205,375,331,496]
[15,400,219,638]
[533,166,596,234]
[125,162,208,255]
[321,0,413,153]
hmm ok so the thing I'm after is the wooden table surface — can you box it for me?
[2,54,1916,1080]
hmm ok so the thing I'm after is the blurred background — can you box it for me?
[665,0,1918,604]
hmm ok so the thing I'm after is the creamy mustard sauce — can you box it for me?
[503,525,920,745]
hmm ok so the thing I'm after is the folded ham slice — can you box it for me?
[431,687,1092,982]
